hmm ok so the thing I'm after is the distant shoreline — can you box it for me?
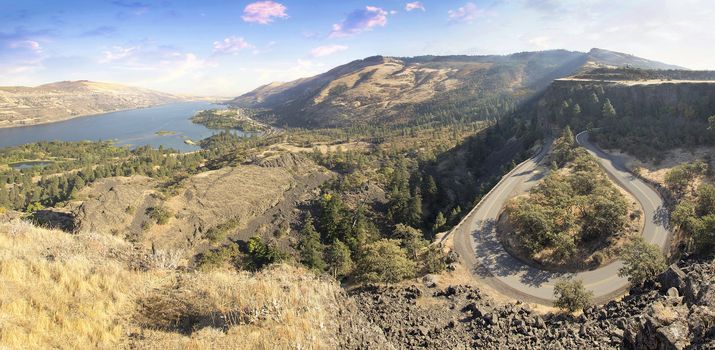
[0,102,197,130]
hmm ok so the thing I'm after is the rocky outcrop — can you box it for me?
[339,259,714,349]
[72,157,332,251]
[625,261,715,350]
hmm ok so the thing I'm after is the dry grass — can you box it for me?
[0,219,150,349]
[608,146,715,186]
[132,266,342,349]
[0,220,345,349]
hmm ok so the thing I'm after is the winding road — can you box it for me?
[453,131,670,304]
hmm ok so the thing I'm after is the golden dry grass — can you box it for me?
[0,220,149,349]
[0,220,344,350]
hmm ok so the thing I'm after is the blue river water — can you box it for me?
[0,102,239,152]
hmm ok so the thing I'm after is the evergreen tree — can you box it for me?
[325,240,353,278]
[408,188,423,227]
[298,214,326,271]
[602,99,617,119]
[425,175,438,199]
[432,211,447,232]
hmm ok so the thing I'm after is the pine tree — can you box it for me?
[602,99,617,119]
[408,188,423,228]
[298,214,326,271]
[425,175,438,199]
[326,240,353,278]
[432,211,447,232]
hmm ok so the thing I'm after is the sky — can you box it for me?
[1,0,714,96]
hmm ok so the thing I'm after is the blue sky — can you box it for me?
[1,0,713,95]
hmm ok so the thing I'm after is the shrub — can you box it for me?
[196,243,242,271]
[205,217,240,243]
[146,206,172,225]
[618,237,667,286]
[553,278,593,312]
[356,239,416,284]
[422,245,447,274]
[244,236,286,271]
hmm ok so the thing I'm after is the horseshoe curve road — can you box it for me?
[453,131,670,304]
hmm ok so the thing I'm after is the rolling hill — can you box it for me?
[229,48,684,128]
[0,80,182,128]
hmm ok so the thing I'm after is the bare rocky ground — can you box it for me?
[337,259,715,349]
[70,153,333,252]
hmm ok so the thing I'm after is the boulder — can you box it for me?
[658,264,686,293]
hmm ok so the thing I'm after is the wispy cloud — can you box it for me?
[212,36,254,55]
[95,41,215,87]
[0,28,49,77]
[448,2,483,23]
[309,45,348,57]
[100,46,138,63]
[405,2,425,12]
[242,1,288,24]
[330,6,389,38]
[527,36,551,49]
[9,40,43,53]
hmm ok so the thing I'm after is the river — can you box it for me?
[0,102,244,152]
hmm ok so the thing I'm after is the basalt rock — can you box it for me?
[337,259,714,349]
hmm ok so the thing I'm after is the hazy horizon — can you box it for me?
[2,0,714,96]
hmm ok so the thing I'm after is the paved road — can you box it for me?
[453,131,670,304]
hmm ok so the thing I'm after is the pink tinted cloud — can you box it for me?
[242,1,288,24]
[212,36,253,55]
[405,2,425,12]
[330,6,388,38]
[448,2,484,22]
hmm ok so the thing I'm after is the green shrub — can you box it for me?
[553,278,593,312]
[618,237,667,286]
[146,206,172,225]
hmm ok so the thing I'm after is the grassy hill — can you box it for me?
[0,219,352,349]
[229,48,684,128]
[0,80,182,128]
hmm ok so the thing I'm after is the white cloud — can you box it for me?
[212,36,253,55]
[330,6,389,38]
[309,45,348,57]
[405,2,425,12]
[9,40,42,53]
[242,1,288,24]
[528,36,551,49]
[100,46,138,63]
[448,2,483,23]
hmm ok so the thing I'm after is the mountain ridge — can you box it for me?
[0,80,183,128]
[229,48,686,128]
